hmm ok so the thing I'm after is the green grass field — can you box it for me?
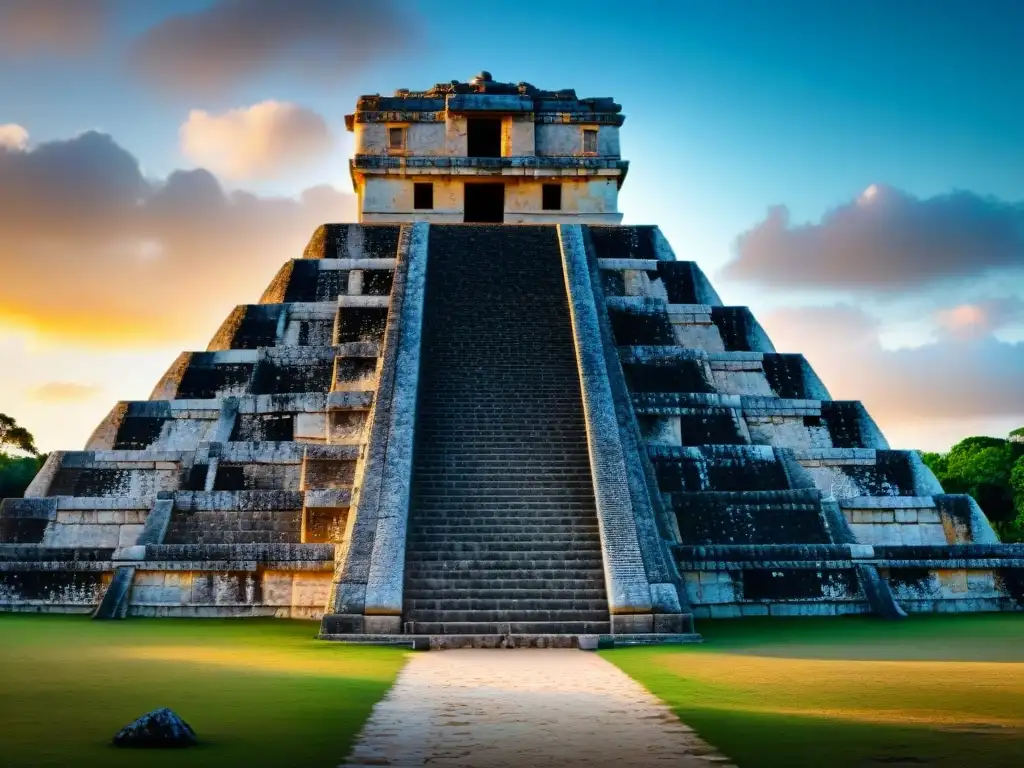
[603,614,1024,768]
[0,614,408,768]
[3,612,1023,767]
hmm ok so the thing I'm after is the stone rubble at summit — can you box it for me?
[2,73,1021,641]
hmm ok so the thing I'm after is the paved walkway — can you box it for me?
[343,648,732,767]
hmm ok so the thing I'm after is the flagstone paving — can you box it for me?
[342,648,731,767]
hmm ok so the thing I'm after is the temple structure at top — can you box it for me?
[346,72,627,224]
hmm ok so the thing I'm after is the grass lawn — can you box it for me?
[603,614,1024,768]
[0,614,408,768]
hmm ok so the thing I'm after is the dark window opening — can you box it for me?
[388,127,405,151]
[338,307,388,344]
[413,182,434,210]
[230,413,295,442]
[363,269,394,296]
[582,128,598,154]
[542,184,562,211]
[803,415,822,428]
[467,118,502,158]
[464,183,505,223]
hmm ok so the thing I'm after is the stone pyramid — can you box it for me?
[2,221,1020,640]
[3,73,1020,643]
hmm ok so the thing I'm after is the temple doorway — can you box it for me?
[463,183,505,223]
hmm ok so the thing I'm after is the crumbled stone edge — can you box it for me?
[579,225,695,624]
[322,223,426,633]
[557,224,654,621]
[363,222,429,623]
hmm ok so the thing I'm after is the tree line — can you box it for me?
[921,428,1024,542]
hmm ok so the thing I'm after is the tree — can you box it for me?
[0,414,43,501]
[0,413,38,456]
[1011,458,1024,523]
[923,429,1024,542]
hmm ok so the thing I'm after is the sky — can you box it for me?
[0,0,1022,453]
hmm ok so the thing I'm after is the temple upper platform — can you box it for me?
[346,72,627,225]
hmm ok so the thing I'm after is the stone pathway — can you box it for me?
[343,648,732,767]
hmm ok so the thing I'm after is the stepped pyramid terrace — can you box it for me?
[2,72,1022,646]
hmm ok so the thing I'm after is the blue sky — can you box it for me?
[1,0,1022,451]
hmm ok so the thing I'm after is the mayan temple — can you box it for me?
[2,72,1021,645]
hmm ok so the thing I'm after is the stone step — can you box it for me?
[404,587,607,600]
[412,494,595,502]
[409,527,601,537]
[411,510,598,520]
[408,576,606,590]
[413,462,593,471]
[415,450,590,458]
[411,509,598,518]
[405,608,610,623]
[403,226,601,630]
[411,522,600,534]
[403,620,612,635]
[407,520,598,532]
[405,573,606,587]
[406,551,604,564]
[412,485,596,495]
[406,598,609,611]
[409,551,602,562]
[405,536,598,548]
[413,476,596,484]
[411,466,593,479]
[403,561,602,573]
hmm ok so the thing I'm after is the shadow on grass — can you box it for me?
[0,614,409,768]
[603,614,1024,768]
[677,708,1022,768]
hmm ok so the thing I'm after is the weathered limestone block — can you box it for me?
[639,416,682,446]
[671,322,726,352]
[712,368,773,396]
[623,269,669,301]
[328,411,368,444]
[294,412,327,442]
[745,416,832,450]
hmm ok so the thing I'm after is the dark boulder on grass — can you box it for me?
[112,708,198,748]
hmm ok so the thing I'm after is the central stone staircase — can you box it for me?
[402,226,610,635]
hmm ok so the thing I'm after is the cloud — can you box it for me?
[180,101,334,180]
[125,0,410,95]
[0,0,111,56]
[934,296,1024,341]
[29,382,101,403]
[0,124,28,151]
[0,130,356,347]
[760,304,1024,430]
[725,184,1024,292]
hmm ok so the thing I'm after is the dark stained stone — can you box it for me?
[112,708,198,749]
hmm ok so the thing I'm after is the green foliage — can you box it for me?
[0,414,44,500]
[0,453,46,499]
[0,412,38,456]
[919,451,948,477]
[925,428,1024,541]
